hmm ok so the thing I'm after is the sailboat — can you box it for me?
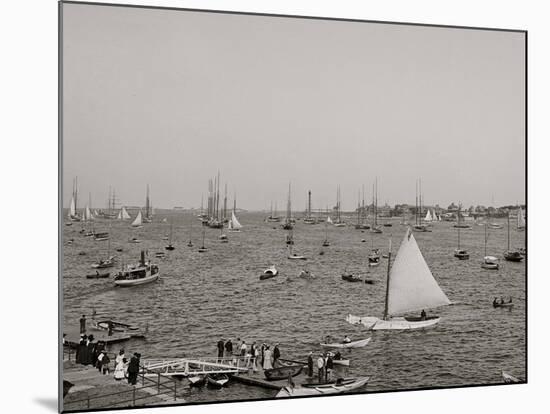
[282,183,294,230]
[368,231,380,266]
[227,211,242,232]
[370,180,382,233]
[424,209,433,223]
[322,215,330,247]
[504,212,523,262]
[517,207,525,231]
[453,205,471,229]
[346,228,451,330]
[413,179,430,232]
[143,185,153,223]
[131,210,143,228]
[198,226,208,252]
[481,223,499,270]
[91,223,116,269]
[267,202,281,222]
[117,206,131,220]
[355,188,370,230]
[165,220,175,250]
[453,224,469,260]
[333,185,346,227]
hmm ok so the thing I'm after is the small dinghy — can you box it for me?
[502,371,521,383]
[165,244,175,251]
[86,272,110,279]
[493,298,514,309]
[260,266,278,280]
[481,256,499,270]
[320,337,372,349]
[94,232,110,241]
[91,256,116,269]
[341,273,374,284]
[187,241,193,247]
[298,270,315,279]
[188,375,206,387]
[206,374,229,388]
[155,252,166,259]
[288,254,307,260]
[128,238,142,243]
[276,377,369,397]
[454,249,470,260]
[115,248,123,252]
[264,363,303,381]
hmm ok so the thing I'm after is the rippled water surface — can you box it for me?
[63,212,526,402]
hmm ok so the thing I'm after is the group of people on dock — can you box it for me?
[216,338,282,371]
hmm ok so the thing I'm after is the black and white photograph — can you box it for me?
[59,1,526,412]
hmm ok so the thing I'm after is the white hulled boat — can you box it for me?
[346,228,451,330]
[114,251,159,287]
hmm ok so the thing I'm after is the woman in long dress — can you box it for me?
[263,346,273,370]
[114,358,128,381]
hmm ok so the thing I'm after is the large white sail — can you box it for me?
[387,229,450,316]
[117,209,122,220]
[121,206,131,220]
[69,195,76,217]
[517,208,525,229]
[231,211,243,229]
[327,216,333,224]
[424,210,432,222]
[131,210,143,227]
[84,205,93,221]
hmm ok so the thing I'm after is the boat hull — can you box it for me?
[276,377,369,398]
[320,337,371,349]
[346,314,441,330]
[114,273,159,287]
[264,365,303,381]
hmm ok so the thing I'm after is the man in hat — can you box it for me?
[307,351,314,377]
[86,335,96,366]
[79,315,86,334]
[127,353,140,385]
[217,338,225,362]
[224,339,233,357]
[317,354,325,383]
[273,344,281,365]
[325,352,334,382]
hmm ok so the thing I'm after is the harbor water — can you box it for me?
[62,212,526,402]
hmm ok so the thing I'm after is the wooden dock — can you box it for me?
[63,322,145,347]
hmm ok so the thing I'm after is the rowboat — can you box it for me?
[91,256,116,269]
[93,320,139,332]
[86,272,110,279]
[260,266,278,280]
[276,377,369,397]
[341,273,374,284]
[288,254,307,260]
[493,301,514,309]
[128,238,142,243]
[502,371,521,383]
[188,375,206,387]
[206,374,229,388]
[298,270,315,279]
[320,337,371,349]
[264,364,303,381]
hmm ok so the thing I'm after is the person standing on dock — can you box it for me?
[273,344,281,365]
[240,340,247,357]
[260,343,266,366]
[251,342,258,372]
[307,351,314,377]
[217,338,225,362]
[263,346,273,370]
[127,353,140,385]
[79,315,86,334]
[224,339,233,356]
[326,353,334,382]
[317,354,325,383]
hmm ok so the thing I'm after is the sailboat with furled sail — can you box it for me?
[333,185,346,227]
[67,177,81,222]
[282,183,294,230]
[346,228,451,330]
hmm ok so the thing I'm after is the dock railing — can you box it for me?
[63,364,178,411]
[142,355,255,376]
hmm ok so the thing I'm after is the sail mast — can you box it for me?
[383,238,392,320]
[507,211,511,251]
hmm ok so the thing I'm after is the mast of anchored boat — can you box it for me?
[383,238,392,321]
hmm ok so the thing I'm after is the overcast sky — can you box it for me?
[62,3,525,211]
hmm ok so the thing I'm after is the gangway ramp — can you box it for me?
[142,356,253,377]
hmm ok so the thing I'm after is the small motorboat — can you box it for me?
[368,249,381,267]
[264,363,303,381]
[206,374,229,388]
[165,244,175,251]
[128,238,142,243]
[276,377,369,397]
[86,272,110,279]
[188,375,206,387]
[320,337,372,349]
[454,249,470,260]
[260,266,278,280]
[114,251,159,287]
[481,256,499,270]
[288,254,307,260]
[502,371,521,383]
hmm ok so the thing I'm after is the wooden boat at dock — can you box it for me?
[320,337,371,349]
[188,375,206,387]
[276,376,369,397]
[264,363,303,381]
[206,373,229,388]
